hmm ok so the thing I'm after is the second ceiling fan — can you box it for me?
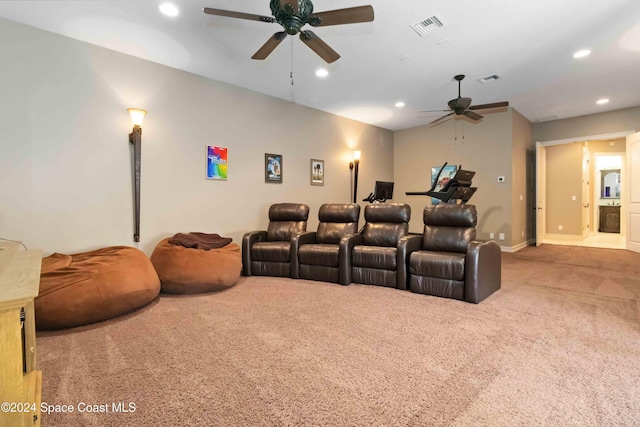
[203,0,374,63]
[421,75,509,125]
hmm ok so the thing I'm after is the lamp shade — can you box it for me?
[128,108,147,126]
[353,150,362,161]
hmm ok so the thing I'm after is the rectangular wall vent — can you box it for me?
[478,74,501,84]
[411,15,445,37]
[535,115,559,122]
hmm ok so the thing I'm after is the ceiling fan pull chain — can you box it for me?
[290,37,295,86]
[455,120,458,142]
[289,38,296,102]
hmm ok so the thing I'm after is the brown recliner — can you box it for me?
[408,203,501,303]
[293,203,361,285]
[242,203,309,277]
[349,203,419,289]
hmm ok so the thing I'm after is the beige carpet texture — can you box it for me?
[36,245,640,426]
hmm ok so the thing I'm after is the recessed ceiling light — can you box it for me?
[573,49,591,58]
[159,3,179,17]
[597,98,610,105]
[395,102,405,108]
[315,69,329,78]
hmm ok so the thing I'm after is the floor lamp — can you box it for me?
[128,108,146,242]
[349,150,361,203]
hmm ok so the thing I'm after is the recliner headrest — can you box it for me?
[364,204,411,223]
[269,203,310,222]
[423,204,477,227]
[318,204,360,223]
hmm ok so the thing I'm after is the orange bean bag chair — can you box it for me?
[150,236,242,294]
[36,246,160,330]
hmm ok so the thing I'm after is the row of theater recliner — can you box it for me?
[242,203,501,304]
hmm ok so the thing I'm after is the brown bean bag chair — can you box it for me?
[36,246,160,330]
[150,237,241,294]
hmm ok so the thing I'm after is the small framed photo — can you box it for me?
[310,159,324,186]
[265,153,283,183]
[206,146,228,180]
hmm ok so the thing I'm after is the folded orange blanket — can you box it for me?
[168,232,232,250]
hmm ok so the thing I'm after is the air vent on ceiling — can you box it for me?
[535,115,559,122]
[478,74,501,84]
[411,15,446,36]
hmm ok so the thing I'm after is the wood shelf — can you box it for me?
[0,242,42,427]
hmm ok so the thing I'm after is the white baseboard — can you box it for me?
[497,239,534,253]
[543,233,583,241]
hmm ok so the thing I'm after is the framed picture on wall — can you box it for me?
[206,146,228,180]
[265,153,283,183]
[310,159,324,186]
[431,164,458,204]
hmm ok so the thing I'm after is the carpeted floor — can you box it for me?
[36,245,640,426]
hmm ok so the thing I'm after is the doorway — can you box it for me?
[536,131,633,250]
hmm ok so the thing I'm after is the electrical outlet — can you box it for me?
[520,195,523,201]
[572,195,577,201]
[499,233,505,240]
[559,225,563,231]
[521,230,525,237]
[489,232,495,239]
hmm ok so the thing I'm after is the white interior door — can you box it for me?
[536,142,546,246]
[626,132,640,253]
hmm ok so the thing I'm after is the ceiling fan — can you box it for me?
[203,0,374,63]
[420,75,509,126]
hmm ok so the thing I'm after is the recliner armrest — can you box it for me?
[465,240,501,303]
[291,231,316,279]
[397,235,423,290]
[339,233,364,285]
[241,231,267,276]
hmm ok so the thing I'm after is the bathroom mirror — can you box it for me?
[600,169,621,199]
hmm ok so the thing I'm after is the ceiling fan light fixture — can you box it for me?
[315,68,329,77]
[159,3,179,17]
[395,102,405,108]
[597,98,610,105]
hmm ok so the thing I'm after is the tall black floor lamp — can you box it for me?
[128,108,146,242]
[349,150,361,203]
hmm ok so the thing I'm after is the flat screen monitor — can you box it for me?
[374,181,394,201]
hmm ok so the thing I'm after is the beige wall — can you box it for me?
[0,18,393,255]
[545,143,583,235]
[393,110,531,249]
[534,107,640,142]
[511,109,535,246]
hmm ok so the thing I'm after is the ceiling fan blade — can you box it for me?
[252,32,287,60]
[429,112,454,126]
[203,8,275,23]
[299,31,340,63]
[280,0,299,12]
[310,6,374,27]
[418,109,450,114]
[464,110,483,121]
[469,101,509,110]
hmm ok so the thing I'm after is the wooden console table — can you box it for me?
[0,242,42,426]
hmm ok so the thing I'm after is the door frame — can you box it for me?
[536,130,635,247]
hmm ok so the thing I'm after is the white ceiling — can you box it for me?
[1,0,640,131]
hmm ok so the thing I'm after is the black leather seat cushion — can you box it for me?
[251,241,291,262]
[409,251,466,281]
[298,244,339,267]
[352,246,397,270]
